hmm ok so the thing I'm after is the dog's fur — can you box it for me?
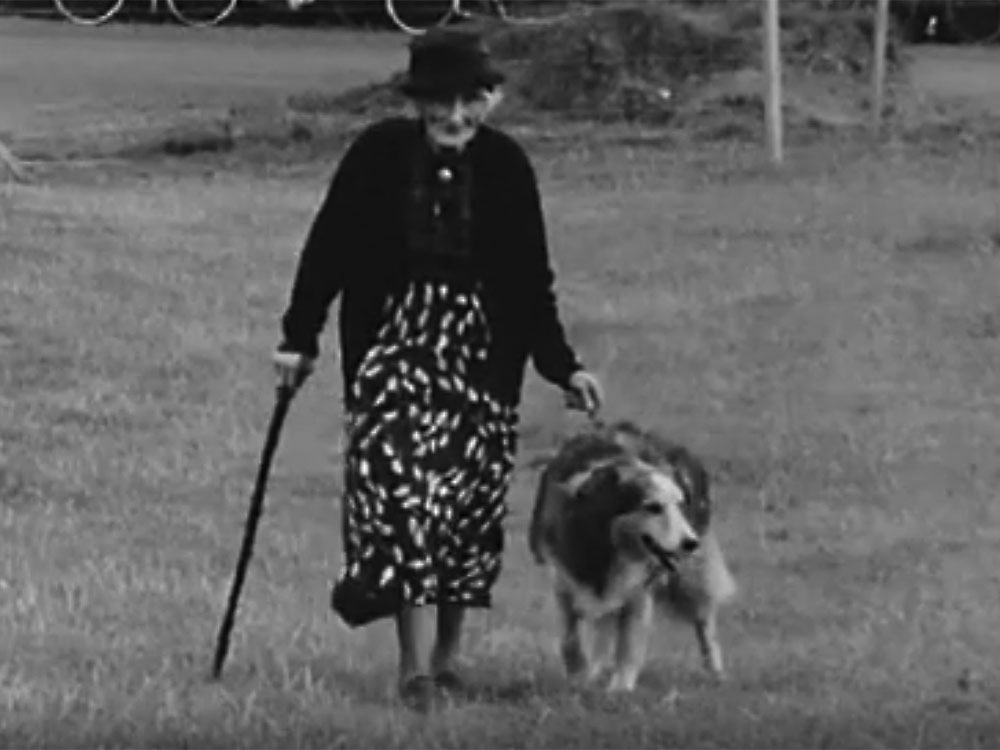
[528,419,737,691]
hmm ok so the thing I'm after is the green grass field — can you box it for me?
[4,17,1000,749]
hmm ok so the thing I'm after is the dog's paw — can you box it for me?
[702,653,725,683]
[585,663,607,684]
[606,672,639,693]
[707,669,726,685]
[699,661,726,686]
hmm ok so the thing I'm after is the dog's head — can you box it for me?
[568,459,700,573]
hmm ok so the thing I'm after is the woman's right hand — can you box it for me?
[272,350,315,393]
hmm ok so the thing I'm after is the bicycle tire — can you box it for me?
[166,0,239,27]
[53,0,126,25]
[943,0,1000,44]
[385,0,458,35]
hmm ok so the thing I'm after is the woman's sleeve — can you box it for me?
[277,129,375,359]
[509,141,584,390]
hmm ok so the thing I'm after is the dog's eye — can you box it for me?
[643,503,664,515]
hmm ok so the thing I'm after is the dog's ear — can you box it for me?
[670,454,712,534]
[671,461,697,501]
[573,462,645,518]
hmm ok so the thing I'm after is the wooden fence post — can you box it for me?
[763,0,783,165]
[872,0,890,135]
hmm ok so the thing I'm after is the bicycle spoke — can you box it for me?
[53,0,125,25]
[166,0,239,27]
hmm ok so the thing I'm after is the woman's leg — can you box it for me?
[431,604,466,677]
[334,388,441,707]
[430,409,518,687]
[396,605,436,683]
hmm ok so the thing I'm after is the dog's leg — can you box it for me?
[555,586,589,680]
[695,530,734,680]
[607,595,653,692]
[587,614,615,684]
[694,607,724,679]
[655,530,733,681]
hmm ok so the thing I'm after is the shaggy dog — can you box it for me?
[528,419,737,691]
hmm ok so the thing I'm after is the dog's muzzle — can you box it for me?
[640,533,699,572]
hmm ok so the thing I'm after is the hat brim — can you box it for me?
[397,69,506,100]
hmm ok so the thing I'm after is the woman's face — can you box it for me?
[417,88,502,151]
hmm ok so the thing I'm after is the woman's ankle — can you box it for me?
[430,648,458,677]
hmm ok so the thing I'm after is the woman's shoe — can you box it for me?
[433,669,466,698]
[399,674,437,713]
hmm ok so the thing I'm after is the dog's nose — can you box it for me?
[680,537,700,554]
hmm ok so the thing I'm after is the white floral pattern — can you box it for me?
[331,279,518,627]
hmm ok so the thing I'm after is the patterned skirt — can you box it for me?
[331,278,519,628]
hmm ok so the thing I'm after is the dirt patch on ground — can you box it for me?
[291,1,912,142]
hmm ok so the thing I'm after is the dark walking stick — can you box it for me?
[211,382,296,680]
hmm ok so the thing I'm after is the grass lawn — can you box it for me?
[4,23,1000,747]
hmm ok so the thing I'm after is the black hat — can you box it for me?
[397,26,506,101]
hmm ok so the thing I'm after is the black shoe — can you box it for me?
[399,675,437,713]
[433,670,464,694]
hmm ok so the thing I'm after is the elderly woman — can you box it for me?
[273,26,603,710]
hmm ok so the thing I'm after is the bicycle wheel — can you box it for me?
[166,0,239,26]
[385,0,457,34]
[53,0,126,25]
[944,0,1000,44]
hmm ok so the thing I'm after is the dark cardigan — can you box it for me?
[277,116,583,409]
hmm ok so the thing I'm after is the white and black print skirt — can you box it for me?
[331,278,518,628]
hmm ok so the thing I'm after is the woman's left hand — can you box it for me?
[564,370,604,418]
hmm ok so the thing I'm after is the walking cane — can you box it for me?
[211,381,296,680]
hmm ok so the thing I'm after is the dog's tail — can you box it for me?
[652,529,737,621]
